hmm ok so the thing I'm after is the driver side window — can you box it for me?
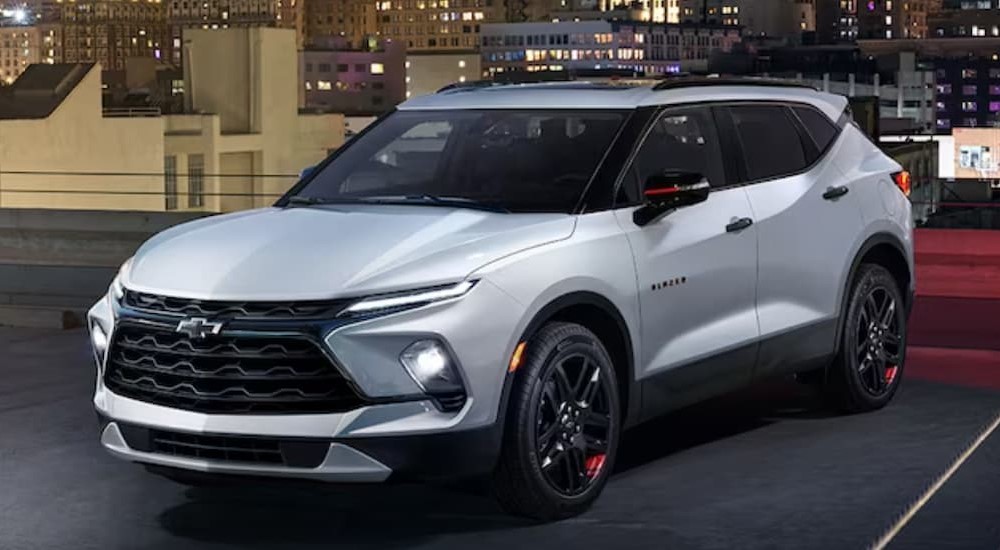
[620,107,725,204]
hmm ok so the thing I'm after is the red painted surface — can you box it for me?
[907,229,1000,389]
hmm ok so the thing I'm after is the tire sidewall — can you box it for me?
[841,265,908,408]
[514,325,621,508]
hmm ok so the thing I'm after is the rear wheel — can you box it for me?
[492,322,620,520]
[827,264,907,412]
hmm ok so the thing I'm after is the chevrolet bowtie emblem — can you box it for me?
[175,317,224,340]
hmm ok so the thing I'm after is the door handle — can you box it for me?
[726,217,753,233]
[823,185,849,200]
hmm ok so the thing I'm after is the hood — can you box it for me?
[125,205,574,301]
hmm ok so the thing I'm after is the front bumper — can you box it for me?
[88,278,523,482]
[97,411,502,482]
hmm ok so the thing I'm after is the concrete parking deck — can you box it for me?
[1,324,999,550]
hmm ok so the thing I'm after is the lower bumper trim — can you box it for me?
[100,422,392,482]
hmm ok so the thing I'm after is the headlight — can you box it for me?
[90,320,109,367]
[109,257,133,302]
[341,280,476,316]
[399,339,465,410]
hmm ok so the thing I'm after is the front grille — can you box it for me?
[117,423,329,468]
[104,324,367,414]
[122,290,351,320]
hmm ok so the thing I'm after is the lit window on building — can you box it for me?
[370,62,384,74]
[963,85,978,95]
[937,84,952,94]
[962,101,978,112]
[317,80,332,90]
[963,69,978,79]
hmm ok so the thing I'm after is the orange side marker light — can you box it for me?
[508,342,527,373]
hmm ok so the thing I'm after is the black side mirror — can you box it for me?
[633,171,711,226]
[299,165,317,181]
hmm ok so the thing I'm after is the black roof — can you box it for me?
[0,63,93,120]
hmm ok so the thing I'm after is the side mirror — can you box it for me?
[634,171,711,226]
[299,165,317,181]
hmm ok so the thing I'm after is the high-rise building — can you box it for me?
[679,0,742,26]
[51,0,169,72]
[374,0,504,52]
[300,37,406,114]
[305,0,377,48]
[815,0,859,43]
[857,0,942,39]
[276,0,305,47]
[0,13,43,84]
[167,0,284,65]
[480,20,740,75]
[929,0,1000,38]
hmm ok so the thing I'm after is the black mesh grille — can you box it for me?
[105,324,367,414]
[122,290,351,320]
[117,424,329,468]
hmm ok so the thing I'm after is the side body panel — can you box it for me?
[612,189,760,419]
[742,134,866,379]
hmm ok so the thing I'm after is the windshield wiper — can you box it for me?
[377,195,511,213]
[286,196,371,207]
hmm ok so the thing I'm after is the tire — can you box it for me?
[492,322,621,521]
[826,264,908,413]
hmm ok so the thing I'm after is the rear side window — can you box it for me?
[728,105,808,182]
[793,105,839,154]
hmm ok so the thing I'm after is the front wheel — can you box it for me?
[827,264,908,413]
[492,322,621,520]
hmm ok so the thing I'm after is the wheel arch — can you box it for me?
[502,291,640,429]
[834,232,913,357]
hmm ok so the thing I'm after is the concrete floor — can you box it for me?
[2,327,999,550]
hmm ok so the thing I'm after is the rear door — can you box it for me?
[613,105,760,418]
[719,103,864,379]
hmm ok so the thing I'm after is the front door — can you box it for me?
[614,106,760,418]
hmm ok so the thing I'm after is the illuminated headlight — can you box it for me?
[109,256,133,303]
[90,321,109,367]
[399,339,465,408]
[341,280,476,316]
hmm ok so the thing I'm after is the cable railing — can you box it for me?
[2,171,1000,230]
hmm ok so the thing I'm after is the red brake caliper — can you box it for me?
[885,365,898,384]
[584,454,606,479]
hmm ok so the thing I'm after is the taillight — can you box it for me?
[892,171,911,197]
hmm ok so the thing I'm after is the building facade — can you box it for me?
[815,0,859,43]
[304,0,376,48]
[857,0,942,39]
[300,38,406,115]
[933,56,1000,132]
[54,0,170,72]
[405,50,480,97]
[0,28,344,212]
[480,20,740,76]
[0,22,41,84]
[375,0,504,52]
[167,0,284,65]
[929,0,1000,37]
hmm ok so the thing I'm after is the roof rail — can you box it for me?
[652,76,818,91]
[436,80,507,93]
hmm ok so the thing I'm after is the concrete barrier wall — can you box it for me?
[0,208,210,323]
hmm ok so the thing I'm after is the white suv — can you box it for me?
[88,78,915,520]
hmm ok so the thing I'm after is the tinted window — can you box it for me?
[793,105,839,154]
[630,107,726,191]
[296,110,626,213]
[729,105,808,182]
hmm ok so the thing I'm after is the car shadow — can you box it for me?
[156,378,833,548]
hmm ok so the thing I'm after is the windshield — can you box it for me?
[289,109,627,213]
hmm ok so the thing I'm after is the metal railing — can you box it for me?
[101,107,163,118]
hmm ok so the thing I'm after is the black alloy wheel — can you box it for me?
[853,285,904,397]
[534,352,614,496]
[828,263,908,413]
[493,322,621,520]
